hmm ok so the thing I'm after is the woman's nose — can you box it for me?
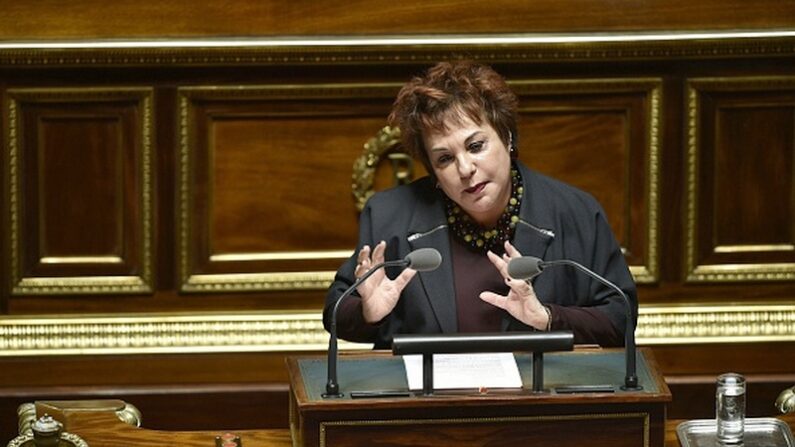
[457,155,476,178]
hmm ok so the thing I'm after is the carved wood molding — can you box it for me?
[0,31,794,67]
[4,87,155,295]
[685,76,795,282]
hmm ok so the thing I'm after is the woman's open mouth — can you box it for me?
[464,182,487,194]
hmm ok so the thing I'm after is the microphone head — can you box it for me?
[404,248,442,272]
[507,256,544,280]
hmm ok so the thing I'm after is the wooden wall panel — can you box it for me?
[4,88,154,295]
[512,79,661,282]
[178,85,399,293]
[686,77,795,282]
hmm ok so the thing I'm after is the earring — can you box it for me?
[508,131,516,155]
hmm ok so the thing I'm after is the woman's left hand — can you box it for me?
[479,241,551,331]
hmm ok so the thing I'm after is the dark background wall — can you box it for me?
[2,0,795,441]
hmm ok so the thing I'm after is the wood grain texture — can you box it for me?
[1,0,794,39]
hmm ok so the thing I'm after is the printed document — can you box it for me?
[403,353,522,390]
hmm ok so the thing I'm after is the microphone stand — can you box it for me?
[323,258,408,398]
[538,259,641,391]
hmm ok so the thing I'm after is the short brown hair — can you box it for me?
[388,61,519,172]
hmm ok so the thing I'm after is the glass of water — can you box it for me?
[716,373,746,445]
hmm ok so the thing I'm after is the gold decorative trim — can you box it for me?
[40,256,124,264]
[777,386,795,414]
[714,244,795,253]
[16,403,36,436]
[7,432,88,447]
[637,304,795,344]
[117,402,142,427]
[351,126,402,212]
[5,87,155,295]
[0,311,346,356]
[181,271,336,292]
[685,76,795,282]
[210,250,352,262]
[319,412,650,447]
[177,84,398,293]
[1,305,794,356]
[0,31,794,66]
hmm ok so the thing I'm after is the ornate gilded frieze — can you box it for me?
[637,305,795,343]
[0,311,336,355]
[1,305,794,355]
[0,31,794,67]
[4,87,155,295]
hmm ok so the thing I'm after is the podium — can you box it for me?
[287,348,672,447]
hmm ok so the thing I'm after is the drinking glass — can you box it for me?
[716,373,746,445]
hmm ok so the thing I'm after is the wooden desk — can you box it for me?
[8,399,795,446]
[288,348,671,447]
[18,400,292,447]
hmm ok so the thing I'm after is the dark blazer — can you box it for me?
[324,161,637,349]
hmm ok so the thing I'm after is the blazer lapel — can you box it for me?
[407,192,458,334]
[502,163,556,330]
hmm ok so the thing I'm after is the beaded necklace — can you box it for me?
[444,166,523,252]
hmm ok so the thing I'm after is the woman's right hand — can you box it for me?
[355,241,417,323]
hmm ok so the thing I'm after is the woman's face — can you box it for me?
[423,115,512,228]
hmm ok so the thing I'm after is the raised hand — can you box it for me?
[355,241,418,323]
[479,241,550,330]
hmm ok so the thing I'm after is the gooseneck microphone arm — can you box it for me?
[508,257,641,391]
[324,258,407,398]
[324,248,442,398]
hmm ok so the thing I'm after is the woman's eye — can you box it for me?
[436,154,453,165]
[468,141,485,152]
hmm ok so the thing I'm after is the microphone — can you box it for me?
[507,256,641,391]
[324,247,442,398]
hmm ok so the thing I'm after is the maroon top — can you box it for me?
[450,235,505,332]
[450,235,621,344]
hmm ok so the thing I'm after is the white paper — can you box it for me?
[402,352,522,390]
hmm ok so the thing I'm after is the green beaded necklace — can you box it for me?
[444,166,523,252]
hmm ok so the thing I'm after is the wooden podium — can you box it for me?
[287,348,672,447]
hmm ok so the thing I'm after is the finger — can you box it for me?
[371,240,386,264]
[506,276,530,291]
[506,277,538,301]
[479,291,508,310]
[357,245,371,269]
[486,250,509,277]
[391,268,418,292]
[504,240,523,258]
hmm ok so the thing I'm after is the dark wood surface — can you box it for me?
[2,0,794,39]
[287,349,671,447]
[16,399,795,447]
[36,400,293,447]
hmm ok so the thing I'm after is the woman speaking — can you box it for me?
[324,61,637,348]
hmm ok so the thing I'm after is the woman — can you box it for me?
[324,61,637,348]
